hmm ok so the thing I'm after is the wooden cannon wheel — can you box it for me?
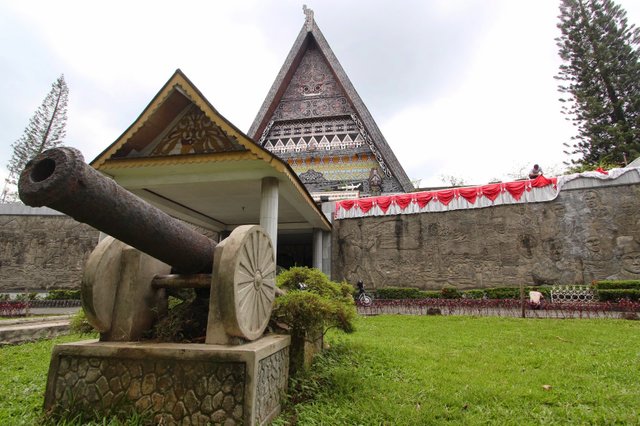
[215,225,276,341]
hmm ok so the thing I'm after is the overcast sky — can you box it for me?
[1,0,639,189]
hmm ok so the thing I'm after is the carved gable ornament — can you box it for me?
[150,106,244,156]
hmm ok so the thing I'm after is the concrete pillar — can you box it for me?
[322,230,332,277]
[312,228,323,270]
[260,177,279,260]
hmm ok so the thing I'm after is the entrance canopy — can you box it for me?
[90,70,331,234]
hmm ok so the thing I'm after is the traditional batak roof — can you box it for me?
[248,7,413,195]
[91,69,330,232]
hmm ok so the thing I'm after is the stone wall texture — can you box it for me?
[50,355,245,425]
[0,213,99,291]
[0,209,219,293]
[332,184,640,290]
[45,338,291,426]
[255,347,289,422]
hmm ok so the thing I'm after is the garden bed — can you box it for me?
[357,298,640,319]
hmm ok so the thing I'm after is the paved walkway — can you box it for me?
[0,314,73,346]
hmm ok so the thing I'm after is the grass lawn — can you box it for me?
[1,317,639,425]
[0,333,99,426]
[276,315,640,425]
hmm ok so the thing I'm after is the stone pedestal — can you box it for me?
[44,335,290,426]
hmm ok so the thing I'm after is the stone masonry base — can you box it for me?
[44,335,290,425]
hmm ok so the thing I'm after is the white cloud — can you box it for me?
[0,0,639,190]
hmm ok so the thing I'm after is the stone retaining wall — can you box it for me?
[332,183,640,290]
[0,205,219,293]
[0,209,99,291]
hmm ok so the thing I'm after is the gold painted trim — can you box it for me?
[92,88,175,170]
[101,151,257,169]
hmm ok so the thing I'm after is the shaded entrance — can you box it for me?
[277,231,313,270]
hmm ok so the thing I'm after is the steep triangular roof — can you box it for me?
[249,10,413,193]
[92,69,272,168]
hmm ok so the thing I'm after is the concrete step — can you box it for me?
[0,315,73,346]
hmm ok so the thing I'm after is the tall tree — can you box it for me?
[556,0,640,167]
[2,75,69,202]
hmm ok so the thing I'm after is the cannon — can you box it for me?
[19,147,276,344]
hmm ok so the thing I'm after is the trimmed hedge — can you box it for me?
[593,280,640,290]
[596,289,640,302]
[464,289,486,299]
[374,287,443,300]
[441,286,462,299]
[374,286,552,300]
[45,289,82,300]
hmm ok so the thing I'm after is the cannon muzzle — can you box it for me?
[18,147,215,274]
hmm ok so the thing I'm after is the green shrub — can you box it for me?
[273,267,356,375]
[274,267,356,336]
[592,280,640,290]
[596,289,640,302]
[483,287,519,299]
[69,309,96,335]
[441,286,462,299]
[15,292,40,301]
[463,289,485,299]
[45,289,82,300]
[355,285,554,301]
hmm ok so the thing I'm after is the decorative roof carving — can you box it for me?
[303,5,314,32]
[299,169,327,183]
[149,106,244,156]
[249,13,414,193]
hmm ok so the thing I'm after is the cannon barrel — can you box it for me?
[18,147,215,274]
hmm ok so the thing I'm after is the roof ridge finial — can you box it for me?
[303,5,314,31]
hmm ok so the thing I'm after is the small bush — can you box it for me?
[422,291,441,299]
[441,286,462,299]
[274,267,356,335]
[69,309,96,335]
[45,289,82,300]
[463,289,485,299]
[375,287,424,299]
[596,289,640,302]
[483,287,520,299]
[273,267,356,374]
[15,292,40,301]
[593,280,640,290]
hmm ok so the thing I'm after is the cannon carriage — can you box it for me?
[19,147,276,344]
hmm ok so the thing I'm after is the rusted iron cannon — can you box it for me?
[19,147,275,344]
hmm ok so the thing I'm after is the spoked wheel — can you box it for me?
[359,294,373,307]
[215,225,276,341]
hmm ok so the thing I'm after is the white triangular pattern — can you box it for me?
[285,138,296,152]
[320,136,330,150]
[330,135,341,149]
